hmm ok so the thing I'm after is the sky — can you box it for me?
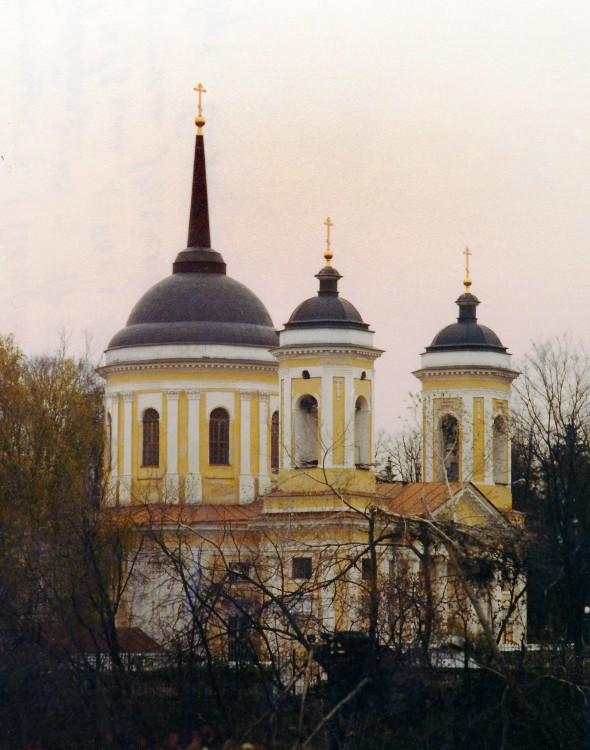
[1,0,590,432]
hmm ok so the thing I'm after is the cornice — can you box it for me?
[99,359,279,377]
[413,366,520,382]
[272,345,383,361]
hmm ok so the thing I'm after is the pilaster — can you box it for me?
[321,370,333,467]
[165,389,180,499]
[282,374,292,469]
[120,391,134,505]
[239,391,255,503]
[344,371,355,467]
[185,389,203,503]
[257,392,271,495]
[106,393,119,505]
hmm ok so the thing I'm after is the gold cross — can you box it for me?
[324,216,333,267]
[194,83,207,117]
[193,83,207,133]
[463,246,472,292]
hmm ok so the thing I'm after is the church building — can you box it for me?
[99,90,525,653]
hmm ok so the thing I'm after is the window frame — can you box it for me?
[292,556,313,580]
[361,557,376,581]
[141,408,160,467]
[228,561,252,582]
[209,407,230,465]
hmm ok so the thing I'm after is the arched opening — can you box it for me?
[106,412,112,471]
[360,371,367,381]
[438,414,459,481]
[142,409,160,467]
[209,407,230,465]
[354,396,370,466]
[302,370,310,380]
[271,410,279,472]
[493,415,508,484]
[294,395,319,466]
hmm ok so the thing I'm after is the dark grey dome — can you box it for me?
[108,266,278,350]
[426,292,506,353]
[107,124,279,353]
[287,296,367,329]
[285,266,369,331]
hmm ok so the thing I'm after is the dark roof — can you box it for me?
[108,127,277,352]
[108,270,277,349]
[426,292,506,353]
[285,266,369,331]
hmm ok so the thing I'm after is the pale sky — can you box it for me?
[2,0,590,431]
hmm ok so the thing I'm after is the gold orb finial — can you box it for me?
[324,216,333,267]
[193,82,207,133]
[463,246,472,293]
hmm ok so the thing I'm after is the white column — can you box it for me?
[239,391,255,504]
[321,370,333,468]
[258,392,271,495]
[106,393,119,505]
[165,389,180,500]
[120,391,134,505]
[185,389,202,503]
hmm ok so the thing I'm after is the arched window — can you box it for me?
[438,414,459,481]
[354,396,370,466]
[493,415,508,484]
[294,395,319,466]
[271,410,280,472]
[106,412,112,471]
[209,408,230,465]
[142,409,160,467]
[302,370,311,380]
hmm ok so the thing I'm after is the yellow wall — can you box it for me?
[276,467,376,496]
[472,396,485,483]
[422,377,511,392]
[332,377,345,465]
[106,362,278,505]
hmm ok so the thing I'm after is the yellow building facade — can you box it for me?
[103,99,525,650]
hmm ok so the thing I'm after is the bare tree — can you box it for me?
[513,335,590,651]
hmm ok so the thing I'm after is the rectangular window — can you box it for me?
[361,557,376,581]
[227,615,247,661]
[209,408,230,464]
[292,557,312,580]
[142,410,160,467]
[229,561,252,582]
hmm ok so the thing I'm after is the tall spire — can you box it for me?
[187,83,211,249]
[174,86,225,274]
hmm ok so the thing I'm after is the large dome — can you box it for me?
[426,292,506,353]
[106,121,277,355]
[108,262,277,350]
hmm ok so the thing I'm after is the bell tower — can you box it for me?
[413,250,519,510]
[273,220,383,496]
